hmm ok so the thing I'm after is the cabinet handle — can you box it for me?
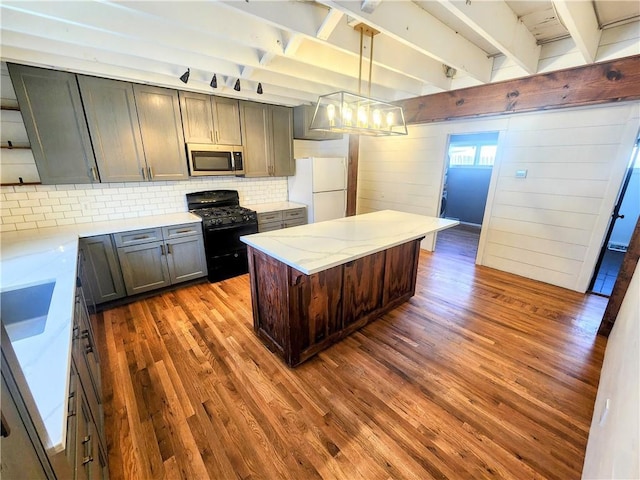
[90,167,98,182]
[82,435,91,445]
[167,243,172,255]
[141,167,146,180]
[210,130,214,142]
[82,456,94,465]
[80,330,90,340]
[133,235,149,240]
[148,166,153,180]
[85,344,93,354]
[175,229,192,234]
[160,244,165,256]
[215,130,219,143]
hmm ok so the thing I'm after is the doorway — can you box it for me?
[436,132,498,261]
[589,135,640,296]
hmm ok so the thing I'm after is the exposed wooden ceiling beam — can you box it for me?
[552,0,602,63]
[435,0,541,74]
[318,0,494,83]
[396,55,640,125]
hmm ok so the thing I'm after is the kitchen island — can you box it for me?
[240,210,458,367]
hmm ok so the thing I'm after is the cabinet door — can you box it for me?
[133,84,188,181]
[78,76,146,182]
[240,101,271,177]
[271,105,294,176]
[293,104,343,141]
[178,91,214,143]
[80,235,126,305]
[8,64,98,184]
[165,235,207,284]
[213,96,242,145]
[118,241,171,295]
[75,386,92,480]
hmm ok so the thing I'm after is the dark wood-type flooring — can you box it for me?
[94,226,608,479]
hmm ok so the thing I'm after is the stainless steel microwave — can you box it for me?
[186,143,244,176]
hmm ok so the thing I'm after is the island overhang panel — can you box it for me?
[241,210,458,367]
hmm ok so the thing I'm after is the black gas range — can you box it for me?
[187,190,258,282]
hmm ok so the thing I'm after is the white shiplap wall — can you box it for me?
[358,102,640,292]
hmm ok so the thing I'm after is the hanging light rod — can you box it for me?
[309,23,407,137]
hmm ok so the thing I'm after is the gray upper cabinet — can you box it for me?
[271,105,294,176]
[240,101,271,177]
[179,91,242,145]
[293,104,343,141]
[78,76,146,182]
[133,84,188,181]
[240,101,294,177]
[7,64,99,184]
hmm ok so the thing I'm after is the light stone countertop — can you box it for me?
[241,210,459,275]
[0,212,201,453]
[250,201,307,214]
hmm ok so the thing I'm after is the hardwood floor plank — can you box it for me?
[95,228,607,479]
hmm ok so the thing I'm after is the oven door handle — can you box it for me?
[205,223,256,234]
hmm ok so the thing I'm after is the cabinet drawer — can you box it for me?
[258,221,283,233]
[113,228,163,247]
[257,211,283,224]
[162,222,202,239]
[283,208,306,221]
[283,219,306,229]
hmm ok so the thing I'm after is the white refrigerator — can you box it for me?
[288,157,347,224]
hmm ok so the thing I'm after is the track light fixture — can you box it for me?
[257,83,263,95]
[179,68,190,84]
[234,79,241,92]
[210,74,217,88]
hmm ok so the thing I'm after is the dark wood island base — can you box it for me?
[247,237,424,367]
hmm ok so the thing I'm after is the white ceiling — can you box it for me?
[1,1,638,107]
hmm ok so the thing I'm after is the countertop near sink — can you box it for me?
[0,212,201,453]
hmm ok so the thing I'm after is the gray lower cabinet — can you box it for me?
[79,235,126,307]
[240,101,294,177]
[7,63,99,184]
[115,223,207,296]
[257,207,307,232]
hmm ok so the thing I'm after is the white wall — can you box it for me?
[582,261,640,479]
[358,102,640,291]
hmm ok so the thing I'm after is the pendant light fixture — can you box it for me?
[310,24,407,136]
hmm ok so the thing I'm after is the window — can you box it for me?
[448,132,499,167]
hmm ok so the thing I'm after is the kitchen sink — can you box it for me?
[1,281,56,341]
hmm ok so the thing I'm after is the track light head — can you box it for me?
[179,68,190,84]
[210,74,217,88]
[234,79,241,92]
[257,82,263,95]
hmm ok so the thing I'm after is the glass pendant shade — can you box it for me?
[310,91,407,136]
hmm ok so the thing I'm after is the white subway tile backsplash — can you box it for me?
[10,207,32,215]
[0,177,288,230]
[16,222,37,230]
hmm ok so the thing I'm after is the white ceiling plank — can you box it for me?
[360,0,383,14]
[318,0,494,82]
[435,0,541,74]
[1,46,311,106]
[552,0,602,63]
[0,30,323,104]
[222,1,450,90]
[283,34,305,57]
[316,9,344,40]
[0,7,408,100]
